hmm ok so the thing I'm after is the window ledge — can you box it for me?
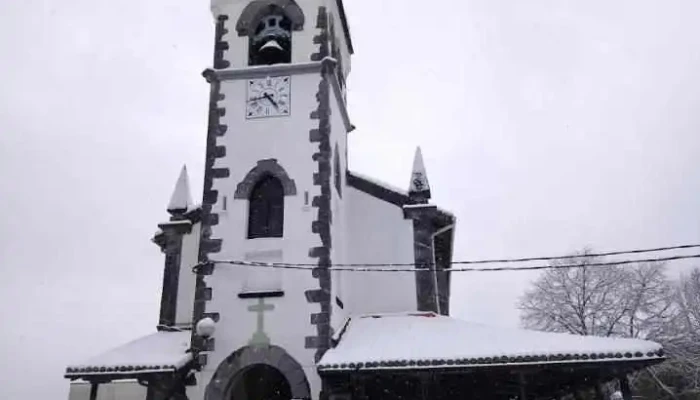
[238,290,285,299]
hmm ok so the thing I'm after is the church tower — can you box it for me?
[190,1,354,399]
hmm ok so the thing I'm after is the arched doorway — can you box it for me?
[205,345,311,400]
[229,364,292,400]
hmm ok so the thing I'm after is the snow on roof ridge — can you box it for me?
[318,314,664,371]
[348,170,409,196]
[65,331,192,377]
[348,170,456,219]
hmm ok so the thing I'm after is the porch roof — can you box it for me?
[318,312,664,372]
[65,331,192,379]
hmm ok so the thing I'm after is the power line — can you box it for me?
[202,253,700,273]
[199,243,700,269]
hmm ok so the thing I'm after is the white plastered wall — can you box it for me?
[345,187,418,315]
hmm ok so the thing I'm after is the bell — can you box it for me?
[259,39,284,52]
[257,38,287,65]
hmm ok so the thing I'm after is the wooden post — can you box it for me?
[420,372,433,400]
[352,375,367,400]
[519,372,528,400]
[89,383,99,400]
[619,375,632,400]
[594,383,606,400]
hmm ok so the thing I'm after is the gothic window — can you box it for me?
[247,175,284,239]
[334,143,342,197]
[249,10,292,66]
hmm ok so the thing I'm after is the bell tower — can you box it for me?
[190,1,354,399]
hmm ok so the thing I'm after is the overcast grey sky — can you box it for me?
[1,0,700,398]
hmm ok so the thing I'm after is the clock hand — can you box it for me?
[263,93,279,109]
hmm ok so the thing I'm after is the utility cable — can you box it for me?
[198,252,700,273]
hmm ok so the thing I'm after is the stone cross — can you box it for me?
[247,298,274,346]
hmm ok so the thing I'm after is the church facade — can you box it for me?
[65,1,665,399]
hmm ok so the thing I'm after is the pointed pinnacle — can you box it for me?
[409,147,431,200]
[167,165,193,214]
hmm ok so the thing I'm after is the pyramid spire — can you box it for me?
[408,147,431,202]
[167,165,193,215]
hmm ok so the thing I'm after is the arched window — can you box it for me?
[247,175,284,239]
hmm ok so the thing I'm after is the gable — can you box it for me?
[346,170,456,315]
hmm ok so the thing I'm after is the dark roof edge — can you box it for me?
[346,171,455,224]
[336,0,354,54]
[347,171,409,207]
[318,353,665,373]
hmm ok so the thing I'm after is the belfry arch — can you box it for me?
[235,0,305,37]
[205,345,311,400]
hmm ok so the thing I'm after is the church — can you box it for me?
[64,1,665,399]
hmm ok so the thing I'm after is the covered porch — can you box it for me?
[318,312,665,400]
[64,330,195,400]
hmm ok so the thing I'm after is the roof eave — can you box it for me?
[318,355,666,374]
[336,0,354,54]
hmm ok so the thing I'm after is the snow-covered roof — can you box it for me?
[65,331,192,378]
[318,312,664,372]
[349,170,409,196]
[346,171,455,220]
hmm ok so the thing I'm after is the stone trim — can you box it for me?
[305,6,334,365]
[205,61,323,81]
[233,159,297,199]
[205,345,311,400]
[324,67,353,133]
[403,209,439,313]
[310,7,329,62]
[184,206,203,224]
[157,220,193,235]
[236,0,305,37]
[191,59,229,360]
[156,211,193,328]
[433,227,454,316]
[238,290,285,299]
[159,233,184,327]
[213,15,231,69]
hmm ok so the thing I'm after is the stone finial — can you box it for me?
[408,147,431,202]
[167,165,193,215]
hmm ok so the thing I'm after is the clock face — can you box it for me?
[246,76,291,119]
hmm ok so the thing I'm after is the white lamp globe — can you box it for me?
[196,317,216,338]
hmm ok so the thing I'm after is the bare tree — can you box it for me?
[650,268,700,397]
[519,249,673,339]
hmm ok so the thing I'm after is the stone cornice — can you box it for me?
[202,57,354,133]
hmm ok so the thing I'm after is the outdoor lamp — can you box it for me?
[196,317,216,338]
